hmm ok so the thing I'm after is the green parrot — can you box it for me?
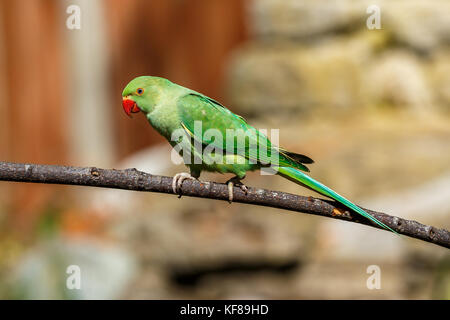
[122,76,395,233]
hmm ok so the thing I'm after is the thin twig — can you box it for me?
[0,161,448,249]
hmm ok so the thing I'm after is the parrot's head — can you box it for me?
[122,76,171,117]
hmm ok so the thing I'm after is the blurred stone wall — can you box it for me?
[227,0,449,119]
[219,1,450,298]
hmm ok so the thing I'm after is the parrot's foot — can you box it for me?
[172,172,197,197]
[226,177,248,203]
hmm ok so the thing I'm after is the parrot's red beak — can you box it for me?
[122,97,141,117]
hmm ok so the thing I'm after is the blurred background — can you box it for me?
[0,0,449,299]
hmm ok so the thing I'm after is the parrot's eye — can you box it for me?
[136,88,144,95]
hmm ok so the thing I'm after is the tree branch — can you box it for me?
[0,161,448,249]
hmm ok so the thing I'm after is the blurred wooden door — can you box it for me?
[0,0,247,230]
[107,0,248,158]
[0,0,68,230]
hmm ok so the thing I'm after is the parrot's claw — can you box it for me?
[172,172,197,197]
[226,177,248,203]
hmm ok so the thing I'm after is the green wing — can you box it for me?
[176,93,311,171]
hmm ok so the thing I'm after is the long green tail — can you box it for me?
[276,166,396,233]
